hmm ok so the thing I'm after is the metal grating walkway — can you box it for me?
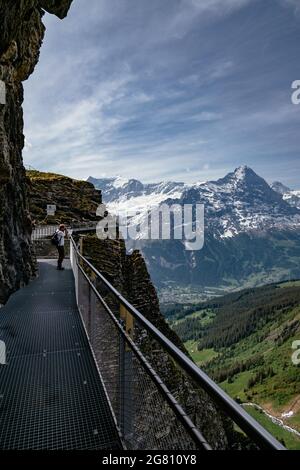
[0,260,122,450]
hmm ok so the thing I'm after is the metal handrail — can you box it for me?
[70,235,286,451]
[77,261,211,450]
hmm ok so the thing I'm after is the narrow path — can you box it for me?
[0,260,121,450]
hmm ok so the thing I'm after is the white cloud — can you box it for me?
[25,74,136,160]
[24,138,32,153]
[186,0,251,14]
[209,61,234,80]
[279,0,300,14]
[23,0,300,188]
[153,0,252,43]
[190,112,223,122]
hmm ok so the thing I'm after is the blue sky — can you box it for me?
[23,0,300,188]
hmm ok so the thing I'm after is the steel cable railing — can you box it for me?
[70,236,286,451]
[31,225,59,240]
[31,224,99,241]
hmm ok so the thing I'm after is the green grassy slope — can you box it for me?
[170,280,300,450]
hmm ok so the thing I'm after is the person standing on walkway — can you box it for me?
[56,224,68,271]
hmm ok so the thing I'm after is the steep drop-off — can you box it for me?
[169,282,300,449]
[0,0,73,304]
[80,235,232,449]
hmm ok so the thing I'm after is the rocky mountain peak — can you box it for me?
[89,166,299,244]
[217,165,268,188]
[233,164,253,178]
[271,181,292,195]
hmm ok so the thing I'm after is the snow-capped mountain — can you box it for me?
[88,167,300,290]
[177,166,300,238]
[271,181,300,210]
[87,176,186,212]
[270,181,291,195]
[89,166,300,239]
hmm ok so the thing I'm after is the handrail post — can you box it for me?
[119,304,134,442]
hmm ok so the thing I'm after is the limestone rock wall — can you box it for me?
[0,0,73,304]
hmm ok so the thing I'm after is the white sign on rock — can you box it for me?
[0,80,6,105]
[47,205,56,216]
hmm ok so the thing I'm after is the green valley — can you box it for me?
[168,280,300,450]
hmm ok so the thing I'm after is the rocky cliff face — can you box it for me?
[27,170,102,225]
[0,0,73,304]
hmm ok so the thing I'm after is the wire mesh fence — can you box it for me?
[70,237,286,451]
[71,240,208,450]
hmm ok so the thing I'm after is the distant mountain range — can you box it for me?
[88,167,300,292]
[87,176,186,208]
[271,182,300,209]
[88,167,300,235]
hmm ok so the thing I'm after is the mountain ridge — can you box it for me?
[271,181,300,210]
[88,166,300,239]
[88,166,300,292]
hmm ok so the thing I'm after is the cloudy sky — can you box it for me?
[23,0,300,187]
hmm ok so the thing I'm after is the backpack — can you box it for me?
[51,231,61,247]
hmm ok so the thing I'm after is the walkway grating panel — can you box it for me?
[0,260,121,450]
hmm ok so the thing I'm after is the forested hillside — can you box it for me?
[168,281,300,449]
